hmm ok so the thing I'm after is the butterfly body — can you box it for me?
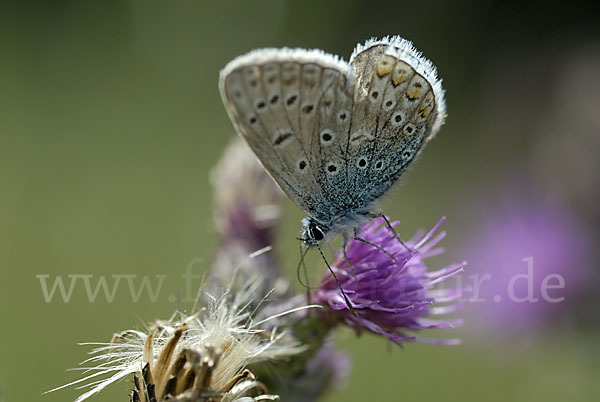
[301,207,374,248]
[219,36,446,248]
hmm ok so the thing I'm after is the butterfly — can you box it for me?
[219,36,446,251]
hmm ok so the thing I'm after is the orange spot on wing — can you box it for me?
[419,105,431,117]
[376,57,395,77]
[392,73,409,86]
[407,88,422,99]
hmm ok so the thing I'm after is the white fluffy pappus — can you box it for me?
[48,277,319,402]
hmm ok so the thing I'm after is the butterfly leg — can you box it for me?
[371,213,414,254]
[317,247,358,317]
[353,227,397,262]
[342,232,358,279]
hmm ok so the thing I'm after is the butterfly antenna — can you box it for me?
[317,246,358,318]
[296,242,312,306]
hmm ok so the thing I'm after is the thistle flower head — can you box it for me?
[312,217,466,346]
[211,138,282,240]
[460,198,594,336]
[51,279,307,402]
[210,138,286,295]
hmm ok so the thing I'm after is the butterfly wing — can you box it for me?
[345,37,446,204]
[219,37,446,226]
[219,48,357,222]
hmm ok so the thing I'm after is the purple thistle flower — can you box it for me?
[212,201,279,275]
[312,217,466,346]
[210,139,287,295]
[458,197,595,337]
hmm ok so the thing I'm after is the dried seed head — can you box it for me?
[50,278,309,402]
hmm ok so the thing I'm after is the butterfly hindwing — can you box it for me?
[346,38,445,204]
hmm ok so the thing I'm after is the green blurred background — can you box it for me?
[1,1,599,401]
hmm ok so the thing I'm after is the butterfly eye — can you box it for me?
[309,223,324,241]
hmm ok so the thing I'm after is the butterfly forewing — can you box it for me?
[219,49,356,222]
